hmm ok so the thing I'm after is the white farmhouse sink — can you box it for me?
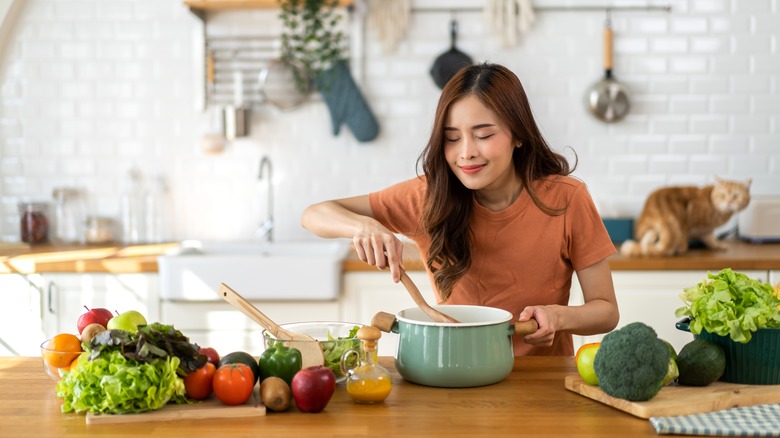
[157,240,350,301]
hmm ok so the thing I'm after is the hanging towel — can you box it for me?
[649,404,780,436]
[315,61,380,143]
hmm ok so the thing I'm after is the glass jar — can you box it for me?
[85,216,116,244]
[18,201,50,244]
[340,326,393,404]
[52,187,86,244]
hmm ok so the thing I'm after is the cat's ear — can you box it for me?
[714,175,723,184]
[744,178,752,188]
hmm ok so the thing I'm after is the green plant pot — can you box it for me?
[676,318,780,385]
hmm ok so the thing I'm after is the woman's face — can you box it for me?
[443,95,519,203]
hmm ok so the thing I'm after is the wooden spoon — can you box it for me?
[399,270,460,324]
[218,283,325,368]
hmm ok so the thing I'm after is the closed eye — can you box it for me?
[477,134,494,140]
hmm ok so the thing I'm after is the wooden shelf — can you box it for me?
[184,0,353,12]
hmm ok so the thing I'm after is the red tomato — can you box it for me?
[183,362,216,400]
[213,363,255,405]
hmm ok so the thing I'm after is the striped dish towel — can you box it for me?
[650,404,780,436]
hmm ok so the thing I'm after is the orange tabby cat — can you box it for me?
[620,178,751,257]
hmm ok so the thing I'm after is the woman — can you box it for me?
[302,62,619,356]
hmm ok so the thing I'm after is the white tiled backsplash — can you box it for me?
[1,0,778,243]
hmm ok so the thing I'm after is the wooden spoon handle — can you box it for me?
[400,270,460,323]
[514,319,539,336]
[218,283,294,340]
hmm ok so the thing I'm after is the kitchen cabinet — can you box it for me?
[159,300,340,354]
[340,271,436,357]
[0,274,46,356]
[40,273,160,339]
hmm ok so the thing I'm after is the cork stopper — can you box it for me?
[357,326,381,352]
[357,326,381,342]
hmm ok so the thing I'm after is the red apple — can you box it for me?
[76,306,114,334]
[291,365,336,413]
[198,347,220,367]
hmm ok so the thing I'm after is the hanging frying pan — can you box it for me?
[430,19,473,89]
[585,14,630,123]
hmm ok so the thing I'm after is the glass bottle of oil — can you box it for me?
[340,326,392,404]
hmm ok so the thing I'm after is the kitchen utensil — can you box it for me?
[206,50,215,97]
[585,12,630,123]
[429,18,473,89]
[223,105,249,139]
[676,318,780,385]
[371,305,537,387]
[258,58,309,110]
[85,391,265,424]
[399,270,460,323]
[565,374,780,419]
[218,283,325,368]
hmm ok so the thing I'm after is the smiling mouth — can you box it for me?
[460,164,486,175]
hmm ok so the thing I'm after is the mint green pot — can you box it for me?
[390,305,524,388]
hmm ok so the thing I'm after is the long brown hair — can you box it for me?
[417,62,575,301]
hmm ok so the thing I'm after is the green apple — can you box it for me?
[107,310,147,333]
[575,342,600,386]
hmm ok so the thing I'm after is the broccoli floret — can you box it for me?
[593,322,671,401]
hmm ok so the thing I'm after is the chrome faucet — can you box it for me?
[256,155,274,242]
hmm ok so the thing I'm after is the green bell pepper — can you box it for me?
[259,342,302,385]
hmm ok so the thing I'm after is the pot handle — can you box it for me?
[514,319,539,336]
[371,311,399,334]
[675,317,692,333]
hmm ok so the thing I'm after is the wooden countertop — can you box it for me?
[0,356,659,437]
[344,239,780,272]
[1,240,779,275]
[0,242,181,274]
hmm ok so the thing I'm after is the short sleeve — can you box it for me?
[564,183,617,270]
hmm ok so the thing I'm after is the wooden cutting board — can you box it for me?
[565,374,780,419]
[85,388,265,425]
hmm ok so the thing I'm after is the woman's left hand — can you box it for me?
[517,306,557,347]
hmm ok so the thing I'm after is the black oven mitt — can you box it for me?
[315,61,380,143]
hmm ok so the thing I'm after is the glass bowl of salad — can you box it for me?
[262,321,362,382]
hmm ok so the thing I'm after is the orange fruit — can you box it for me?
[44,333,82,369]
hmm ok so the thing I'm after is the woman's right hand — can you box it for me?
[352,221,405,283]
[301,195,405,282]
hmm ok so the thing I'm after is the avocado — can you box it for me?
[676,339,726,386]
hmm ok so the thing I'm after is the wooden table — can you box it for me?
[0,356,661,438]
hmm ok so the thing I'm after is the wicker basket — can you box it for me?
[676,318,780,385]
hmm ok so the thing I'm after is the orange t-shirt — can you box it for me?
[368,175,616,356]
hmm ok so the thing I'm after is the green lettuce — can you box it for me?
[56,350,187,414]
[322,325,360,377]
[675,268,780,343]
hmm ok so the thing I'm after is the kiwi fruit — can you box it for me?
[260,376,292,412]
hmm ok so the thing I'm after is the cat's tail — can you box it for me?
[619,239,641,256]
[621,228,681,256]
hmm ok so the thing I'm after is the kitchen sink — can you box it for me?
[157,240,350,301]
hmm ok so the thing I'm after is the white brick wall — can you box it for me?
[0,0,778,242]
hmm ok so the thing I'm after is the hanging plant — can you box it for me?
[278,0,349,94]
